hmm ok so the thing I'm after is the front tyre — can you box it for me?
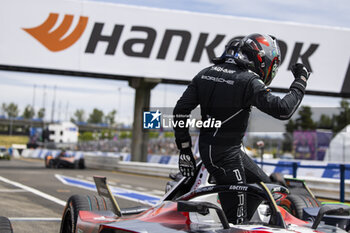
[60,195,92,233]
[279,194,320,219]
[60,195,114,233]
[0,216,13,233]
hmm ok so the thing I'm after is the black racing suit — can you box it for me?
[173,60,306,224]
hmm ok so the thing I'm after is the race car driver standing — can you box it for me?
[173,33,310,224]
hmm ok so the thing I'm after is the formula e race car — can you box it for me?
[166,163,350,231]
[45,150,85,169]
[59,161,350,233]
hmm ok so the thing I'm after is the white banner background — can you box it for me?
[1,0,350,93]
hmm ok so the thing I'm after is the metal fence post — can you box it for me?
[340,164,345,203]
[292,162,298,178]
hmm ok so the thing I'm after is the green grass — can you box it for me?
[321,201,350,206]
[0,135,28,148]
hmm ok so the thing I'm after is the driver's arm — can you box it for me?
[248,77,306,120]
[173,76,199,148]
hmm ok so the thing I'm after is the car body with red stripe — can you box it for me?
[59,170,348,233]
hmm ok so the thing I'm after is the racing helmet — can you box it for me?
[233,34,281,86]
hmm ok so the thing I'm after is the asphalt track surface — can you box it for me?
[0,158,170,233]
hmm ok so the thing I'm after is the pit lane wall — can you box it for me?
[19,148,350,201]
[19,148,349,179]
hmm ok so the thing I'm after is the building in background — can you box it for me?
[48,122,78,144]
[293,130,333,161]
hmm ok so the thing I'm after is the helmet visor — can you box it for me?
[265,57,279,86]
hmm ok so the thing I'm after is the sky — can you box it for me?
[1,0,349,125]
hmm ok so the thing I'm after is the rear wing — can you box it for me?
[93,176,122,217]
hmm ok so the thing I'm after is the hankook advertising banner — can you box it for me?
[1,0,350,94]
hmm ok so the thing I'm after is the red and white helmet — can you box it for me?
[233,33,281,86]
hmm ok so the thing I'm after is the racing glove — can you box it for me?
[290,63,310,93]
[177,141,196,177]
[291,63,310,81]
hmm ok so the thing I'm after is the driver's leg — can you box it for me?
[241,151,270,183]
[241,151,271,220]
[200,143,247,224]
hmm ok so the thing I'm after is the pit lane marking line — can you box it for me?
[55,174,160,206]
[110,170,170,181]
[0,176,66,206]
[135,187,147,191]
[0,189,28,193]
[120,184,132,189]
[77,176,118,186]
[121,184,163,196]
[149,190,164,195]
[114,184,163,196]
[8,217,61,222]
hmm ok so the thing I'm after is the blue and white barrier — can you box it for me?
[254,159,350,180]
[21,148,120,160]
[147,155,350,181]
[56,174,159,206]
[19,148,349,201]
[20,149,350,180]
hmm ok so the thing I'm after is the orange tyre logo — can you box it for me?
[23,13,88,52]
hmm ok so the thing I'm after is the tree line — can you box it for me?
[3,99,350,132]
[71,109,117,125]
[0,102,117,125]
[1,103,45,119]
[285,99,350,135]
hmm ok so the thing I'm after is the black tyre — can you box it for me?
[304,195,321,208]
[74,159,85,169]
[279,194,320,219]
[78,158,85,169]
[165,180,178,193]
[0,216,13,233]
[88,195,114,211]
[45,157,49,168]
[73,160,79,169]
[60,195,114,233]
[48,159,55,168]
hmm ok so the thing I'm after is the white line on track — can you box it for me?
[150,190,164,195]
[0,189,28,193]
[135,187,147,191]
[8,217,61,222]
[55,174,160,206]
[0,176,66,206]
[120,184,132,189]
